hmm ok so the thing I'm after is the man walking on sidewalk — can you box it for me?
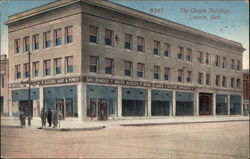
[41,108,47,127]
[47,108,52,127]
[19,111,26,128]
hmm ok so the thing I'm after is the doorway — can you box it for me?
[87,98,108,120]
[19,100,33,117]
[56,99,64,119]
[199,93,212,115]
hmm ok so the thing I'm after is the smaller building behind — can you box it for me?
[0,54,9,116]
[243,69,249,115]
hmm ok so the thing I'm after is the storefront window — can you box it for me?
[230,95,241,115]
[216,94,228,115]
[151,90,172,116]
[176,92,193,116]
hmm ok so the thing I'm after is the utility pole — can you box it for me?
[28,51,31,126]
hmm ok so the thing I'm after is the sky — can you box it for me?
[0,0,249,69]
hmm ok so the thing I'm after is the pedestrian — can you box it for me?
[47,108,52,127]
[40,108,47,127]
[52,109,58,128]
[19,111,26,128]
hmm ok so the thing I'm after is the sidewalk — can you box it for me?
[1,115,249,131]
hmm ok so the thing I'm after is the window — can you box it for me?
[236,79,241,88]
[187,71,192,83]
[216,55,220,67]
[33,61,39,77]
[177,69,183,82]
[65,56,73,73]
[231,59,235,70]
[54,58,62,75]
[89,56,98,73]
[216,75,220,86]
[14,39,20,54]
[15,65,21,79]
[105,29,113,46]
[24,63,30,78]
[164,67,171,81]
[44,32,51,48]
[65,26,73,44]
[153,66,160,79]
[137,36,144,52]
[1,75,4,88]
[237,60,241,71]
[89,25,98,43]
[205,53,210,65]
[206,74,210,85]
[164,43,170,57]
[198,51,203,64]
[137,63,145,78]
[54,29,62,46]
[198,72,203,85]
[105,58,114,75]
[44,60,51,76]
[153,41,160,55]
[177,46,183,59]
[33,34,39,50]
[222,57,227,69]
[124,61,132,77]
[124,34,132,50]
[231,78,235,88]
[186,48,192,62]
[24,36,30,52]
[222,76,227,87]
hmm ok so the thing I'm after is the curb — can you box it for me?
[1,125,23,128]
[41,126,106,131]
[120,119,249,127]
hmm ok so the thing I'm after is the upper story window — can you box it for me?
[54,29,62,46]
[231,78,235,88]
[125,61,132,77]
[236,78,241,88]
[65,26,73,44]
[15,65,21,79]
[54,58,62,75]
[186,48,192,62]
[237,60,241,71]
[124,34,132,50]
[206,73,210,85]
[105,29,113,46]
[231,59,235,70]
[137,63,145,78]
[65,56,73,73]
[222,76,227,87]
[89,25,98,43]
[205,53,210,65]
[222,57,227,69]
[153,66,160,79]
[32,61,39,77]
[164,67,171,81]
[105,58,114,75]
[89,56,98,73]
[177,69,183,82]
[198,51,203,64]
[14,39,20,54]
[187,71,192,83]
[216,75,220,86]
[198,72,203,85]
[44,31,51,48]
[164,43,170,57]
[23,36,30,52]
[215,55,220,67]
[44,60,51,76]
[33,34,39,50]
[153,41,160,56]
[177,46,184,60]
[24,63,30,78]
[137,36,144,52]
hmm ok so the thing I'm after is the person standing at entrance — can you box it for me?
[19,111,26,128]
[52,109,58,128]
[40,108,47,127]
[47,108,52,127]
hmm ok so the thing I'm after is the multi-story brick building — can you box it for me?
[0,54,9,115]
[243,69,249,115]
[7,0,245,120]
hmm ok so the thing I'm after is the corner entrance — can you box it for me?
[199,93,213,115]
[87,99,108,120]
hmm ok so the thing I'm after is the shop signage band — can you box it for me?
[9,76,196,91]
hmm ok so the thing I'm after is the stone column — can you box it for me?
[172,90,176,116]
[213,93,216,115]
[82,84,87,119]
[194,92,199,116]
[39,87,44,110]
[227,95,230,115]
[241,95,244,115]
[9,89,12,117]
[117,86,122,118]
[147,88,152,117]
[77,83,84,120]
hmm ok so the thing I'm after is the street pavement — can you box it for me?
[1,120,249,158]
